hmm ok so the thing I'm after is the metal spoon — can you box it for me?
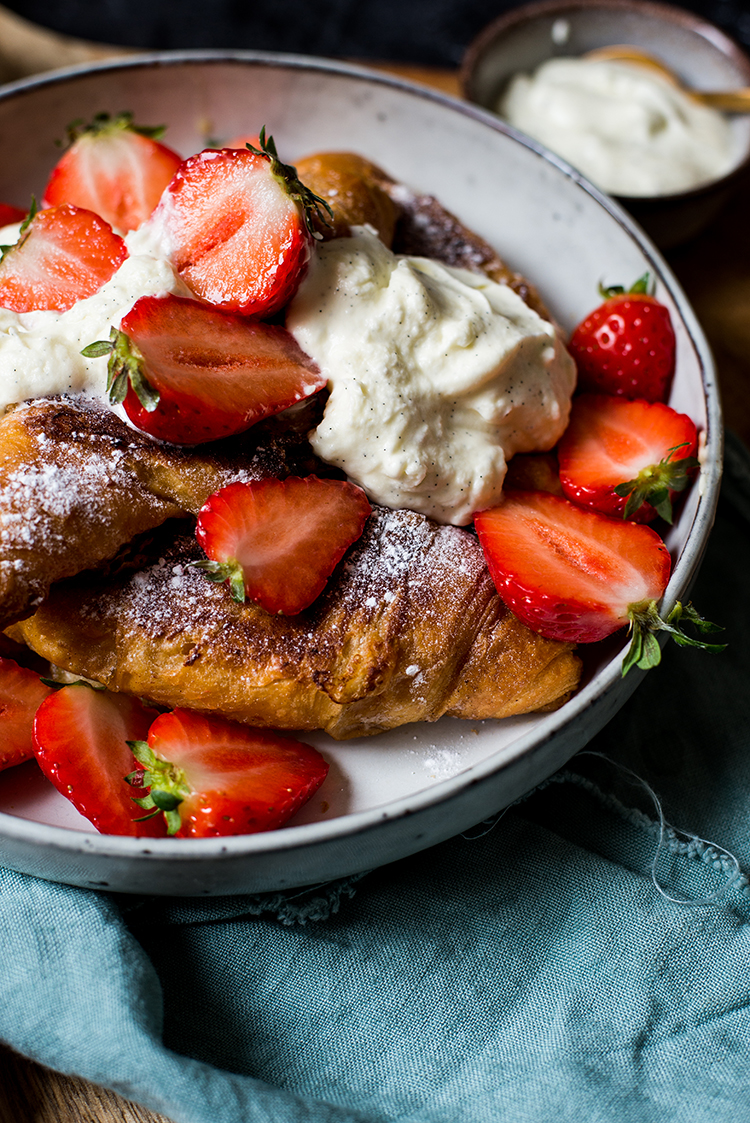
[585,45,750,113]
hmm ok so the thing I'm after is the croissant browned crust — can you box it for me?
[1,160,581,739]
[0,395,325,629]
[11,508,581,739]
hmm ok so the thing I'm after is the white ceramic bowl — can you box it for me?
[460,0,750,249]
[0,51,722,895]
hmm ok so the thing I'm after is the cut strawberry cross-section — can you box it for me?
[43,111,182,233]
[474,490,724,674]
[0,202,27,227]
[83,293,326,445]
[0,656,52,773]
[195,475,372,615]
[557,394,699,523]
[0,202,127,313]
[157,128,332,317]
[128,708,329,837]
[32,684,166,837]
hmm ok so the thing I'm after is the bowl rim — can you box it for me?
[0,49,724,874]
[459,0,750,203]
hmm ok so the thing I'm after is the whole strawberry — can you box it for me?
[568,275,675,402]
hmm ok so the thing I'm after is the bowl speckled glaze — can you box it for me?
[0,51,722,895]
[461,0,750,248]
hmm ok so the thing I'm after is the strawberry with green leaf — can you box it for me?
[157,127,332,318]
[195,475,371,615]
[474,490,723,675]
[568,274,676,402]
[43,111,182,233]
[83,293,325,445]
[127,709,329,837]
[557,394,699,523]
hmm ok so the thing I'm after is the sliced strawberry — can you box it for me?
[0,203,127,313]
[0,202,27,227]
[195,476,371,615]
[557,394,699,523]
[32,684,166,837]
[569,275,676,402]
[43,112,182,233]
[0,657,52,772]
[158,128,332,317]
[87,293,325,445]
[128,709,329,837]
[474,490,723,673]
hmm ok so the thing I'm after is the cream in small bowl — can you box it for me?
[498,56,737,197]
[460,0,750,246]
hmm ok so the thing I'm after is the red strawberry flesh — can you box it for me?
[474,490,671,644]
[159,147,312,317]
[0,204,127,313]
[32,685,165,837]
[116,293,325,444]
[141,708,329,837]
[0,202,27,227]
[558,394,699,522]
[43,116,182,233]
[196,476,372,615]
[0,657,52,772]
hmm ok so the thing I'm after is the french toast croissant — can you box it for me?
[0,394,324,629]
[0,154,582,739]
[11,508,581,739]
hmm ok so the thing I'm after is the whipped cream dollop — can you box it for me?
[287,227,575,525]
[499,58,736,197]
[0,220,183,411]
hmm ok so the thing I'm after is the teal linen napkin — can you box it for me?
[2,435,750,1123]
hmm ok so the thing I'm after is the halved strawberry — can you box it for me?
[43,112,182,233]
[195,476,371,615]
[0,657,52,772]
[474,490,723,673]
[157,128,332,317]
[557,394,699,523]
[0,202,27,227]
[86,293,326,445]
[32,684,166,837]
[128,709,329,837]
[569,275,676,402]
[0,203,127,313]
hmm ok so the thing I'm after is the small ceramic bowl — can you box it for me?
[461,0,750,248]
[0,51,722,895]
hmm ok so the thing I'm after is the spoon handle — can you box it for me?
[698,89,750,113]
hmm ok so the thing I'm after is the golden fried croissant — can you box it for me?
[0,395,325,629]
[12,507,581,739]
[297,151,550,319]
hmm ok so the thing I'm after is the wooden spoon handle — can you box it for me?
[698,89,750,112]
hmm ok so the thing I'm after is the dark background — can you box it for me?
[4,0,750,66]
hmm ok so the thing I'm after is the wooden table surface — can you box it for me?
[1,6,749,1121]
